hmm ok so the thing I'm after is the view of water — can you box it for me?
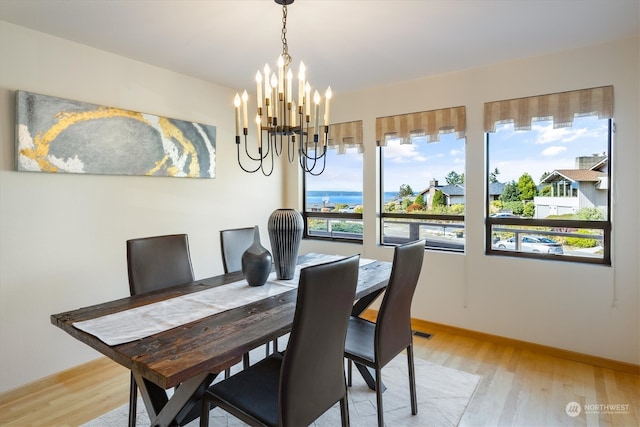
[306,191,398,206]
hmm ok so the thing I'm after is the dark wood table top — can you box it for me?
[51,254,391,389]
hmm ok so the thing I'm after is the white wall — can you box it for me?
[0,22,284,393]
[300,37,640,366]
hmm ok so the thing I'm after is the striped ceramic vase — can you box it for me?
[267,208,304,280]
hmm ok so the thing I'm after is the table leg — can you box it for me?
[134,371,216,427]
[351,288,385,317]
[353,363,386,393]
[128,373,137,427]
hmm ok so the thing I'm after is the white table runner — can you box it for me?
[74,255,373,346]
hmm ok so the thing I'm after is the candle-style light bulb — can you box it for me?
[241,90,249,129]
[234,93,241,137]
[313,90,321,136]
[286,69,293,104]
[277,55,284,95]
[255,114,262,149]
[265,77,272,119]
[263,63,271,104]
[291,101,297,127]
[304,82,311,117]
[324,86,332,126]
[271,73,279,120]
[255,71,263,112]
[297,62,306,106]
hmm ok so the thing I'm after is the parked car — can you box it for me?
[490,212,519,218]
[494,235,564,254]
[338,206,357,213]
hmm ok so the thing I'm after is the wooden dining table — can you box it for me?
[50,253,391,427]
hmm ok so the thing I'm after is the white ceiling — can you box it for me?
[1,0,638,95]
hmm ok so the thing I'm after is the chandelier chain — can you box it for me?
[281,5,292,66]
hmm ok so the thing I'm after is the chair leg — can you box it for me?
[407,344,418,415]
[347,359,353,387]
[200,394,211,427]
[375,366,384,427]
[340,394,350,427]
[128,372,137,427]
[224,368,230,379]
[265,341,270,357]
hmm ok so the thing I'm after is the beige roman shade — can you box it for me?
[484,85,613,132]
[376,106,466,146]
[327,120,363,154]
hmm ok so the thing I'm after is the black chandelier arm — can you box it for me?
[236,139,263,174]
[287,135,297,164]
[298,126,329,160]
[236,136,275,176]
[259,142,275,176]
[299,141,327,160]
[271,131,284,157]
[240,131,270,162]
[298,146,315,171]
[300,147,327,176]
[297,141,324,170]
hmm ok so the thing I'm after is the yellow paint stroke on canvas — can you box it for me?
[157,116,200,176]
[20,107,200,176]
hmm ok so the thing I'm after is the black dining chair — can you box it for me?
[220,225,277,362]
[127,233,195,295]
[220,226,256,275]
[200,254,361,427]
[126,234,239,426]
[344,239,425,427]
[125,234,195,427]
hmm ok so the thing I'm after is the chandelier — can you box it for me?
[234,0,331,176]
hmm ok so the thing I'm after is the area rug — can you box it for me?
[83,349,481,427]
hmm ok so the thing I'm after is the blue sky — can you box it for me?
[489,115,608,184]
[306,115,608,193]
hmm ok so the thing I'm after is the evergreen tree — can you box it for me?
[499,181,520,202]
[432,190,446,207]
[398,184,414,197]
[414,193,425,208]
[445,171,464,185]
[489,168,500,183]
[517,173,537,200]
[522,201,536,218]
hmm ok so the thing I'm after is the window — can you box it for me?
[378,106,466,251]
[485,86,613,264]
[303,120,364,242]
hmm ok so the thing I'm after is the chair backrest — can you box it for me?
[126,234,194,296]
[219,226,257,274]
[375,239,425,366]
[279,255,360,427]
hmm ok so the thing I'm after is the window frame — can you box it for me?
[484,119,613,265]
[379,135,466,252]
[302,209,364,243]
[302,120,365,243]
[376,106,467,252]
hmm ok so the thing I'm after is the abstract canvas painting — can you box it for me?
[16,91,216,178]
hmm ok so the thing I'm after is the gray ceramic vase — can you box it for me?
[268,208,304,280]
[241,226,272,286]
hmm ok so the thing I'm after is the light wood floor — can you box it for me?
[1,323,638,426]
